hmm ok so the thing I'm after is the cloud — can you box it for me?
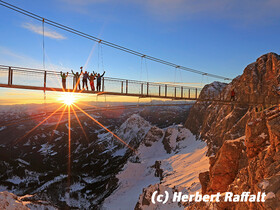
[59,0,280,23]
[22,23,66,40]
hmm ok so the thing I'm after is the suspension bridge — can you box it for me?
[0,65,202,100]
[1,65,279,107]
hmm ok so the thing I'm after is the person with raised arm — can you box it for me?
[71,68,82,90]
[88,71,97,91]
[80,66,89,91]
[96,71,105,92]
[60,71,69,90]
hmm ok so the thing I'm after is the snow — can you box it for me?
[227,136,245,144]
[50,151,57,156]
[83,177,97,184]
[60,192,91,209]
[103,161,159,209]
[102,127,209,210]
[70,183,85,193]
[38,143,54,156]
[202,81,227,97]
[53,130,60,135]
[259,180,269,190]
[6,176,26,185]
[54,136,62,141]
[259,133,267,139]
[83,175,110,184]
[112,148,127,157]
[160,141,208,191]
[117,114,151,145]
[23,140,31,146]
[0,185,8,192]
[265,192,276,199]
[33,175,67,193]
[17,158,30,166]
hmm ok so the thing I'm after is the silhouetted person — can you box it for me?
[88,72,97,91]
[60,71,69,90]
[96,71,105,92]
[71,69,82,90]
[81,67,89,90]
[231,89,235,101]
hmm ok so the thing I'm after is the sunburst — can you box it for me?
[58,92,76,105]
[7,76,135,199]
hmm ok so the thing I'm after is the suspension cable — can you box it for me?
[42,18,45,70]
[0,0,232,81]
[42,18,46,101]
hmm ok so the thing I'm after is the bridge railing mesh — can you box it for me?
[0,65,202,99]
[0,67,8,84]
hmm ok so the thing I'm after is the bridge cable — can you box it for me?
[145,57,149,82]
[100,42,104,72]
[42,18,47,103]
[0,0,232,81]
[98,41,100,72]
[174,66,177,84]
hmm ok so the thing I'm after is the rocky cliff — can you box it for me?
[186,52,280,155]
[186,52,280,209]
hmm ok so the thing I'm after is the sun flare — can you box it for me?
[59,92,76,105]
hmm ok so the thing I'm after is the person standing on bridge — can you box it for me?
[231,89,236,101]
[71,69,82,90]
[81,67,89,91]
[88,72,97,91]
[60,71,69,90]
[96,71,105,92]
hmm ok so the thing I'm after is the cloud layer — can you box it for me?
[22,23,66,40]
[60,0,280,22]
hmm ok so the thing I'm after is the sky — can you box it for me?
[1,0,280,105]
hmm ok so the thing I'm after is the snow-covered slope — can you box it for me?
[0,103,200,209]
[102,124,209,210]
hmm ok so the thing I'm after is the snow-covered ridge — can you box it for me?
[102,116,209,210]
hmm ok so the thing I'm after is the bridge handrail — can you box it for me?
[0,65,202,90]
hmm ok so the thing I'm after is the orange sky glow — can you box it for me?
[0,88,162,105]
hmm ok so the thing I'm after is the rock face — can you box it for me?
[206,138,247,193]
[189,53,280,210]
[226,107,280,210]
[185,52,280,155]
[185,81,227,137]
[0,191,55,210]
[0,191,29,210]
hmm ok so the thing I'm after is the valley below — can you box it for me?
[0,52,280,210]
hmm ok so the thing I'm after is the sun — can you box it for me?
[59,92,76,105]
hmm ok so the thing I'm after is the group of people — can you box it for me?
[60,66,105,91]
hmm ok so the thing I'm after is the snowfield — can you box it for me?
[102,124,209,210]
